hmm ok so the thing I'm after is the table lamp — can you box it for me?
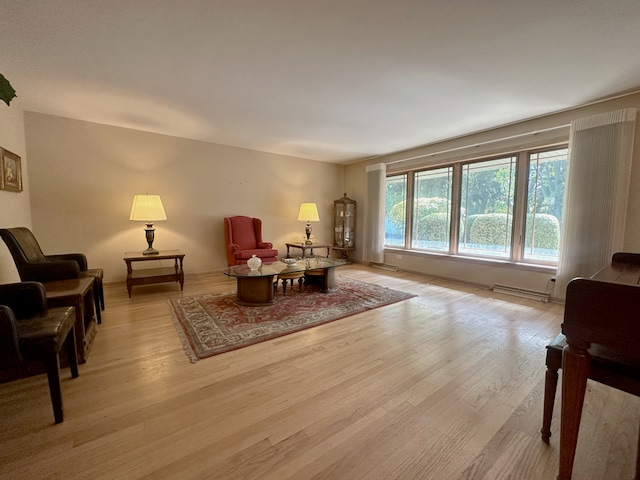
[297,202,319,244]
[130,194,167,255]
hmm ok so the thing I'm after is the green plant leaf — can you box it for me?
[0,73,17,106]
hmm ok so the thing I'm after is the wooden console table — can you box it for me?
[124,250,185,297]
[44,277,97,364]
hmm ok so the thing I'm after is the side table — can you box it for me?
[331,246,355,260]
[124,250,185,297]
[43,277,97,364]
[285,243,331,258]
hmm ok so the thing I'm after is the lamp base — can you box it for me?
[304,222,313,245]
[143,224,159,255]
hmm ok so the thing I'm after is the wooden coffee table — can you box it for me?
[223,257,346,306]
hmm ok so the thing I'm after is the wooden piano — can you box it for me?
[560,252,640,479]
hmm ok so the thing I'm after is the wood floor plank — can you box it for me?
[1,265,638,479]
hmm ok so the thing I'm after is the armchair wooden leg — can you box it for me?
[94,278,105,323]
[44,353,64,424]
[94,294,102,324]
[99,283,105,311]
[66,325,79,379]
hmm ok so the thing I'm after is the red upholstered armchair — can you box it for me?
[224,216,278,266]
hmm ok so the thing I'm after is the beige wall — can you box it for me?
[24,113,345,283]
[0,103,32,283]
[13,92,640,293]
[344,92,640,295]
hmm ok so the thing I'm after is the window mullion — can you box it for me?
[450,164,462,255]
[511,152,528,262]
[405,172,415,248]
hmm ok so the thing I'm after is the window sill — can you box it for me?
[384,247,557,275]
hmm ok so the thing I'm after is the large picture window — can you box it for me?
[523,148,567,262]
[385,174,407,247]
[459,156,516,258]
[412,167,453,252]
[384,145,568,266]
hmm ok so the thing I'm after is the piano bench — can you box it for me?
[541,333,640,443]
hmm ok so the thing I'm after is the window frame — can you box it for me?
[410,165,455,252]
[520,147,569,265]
[457,154,518,260]
[384,144,568,267]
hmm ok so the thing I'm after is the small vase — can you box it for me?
[247,254,262,271]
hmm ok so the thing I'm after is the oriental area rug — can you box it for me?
[168,276,415,362]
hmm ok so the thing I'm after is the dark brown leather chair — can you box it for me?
[0,227,104,323]
[0,281,79,424]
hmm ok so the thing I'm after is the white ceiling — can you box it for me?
[2,1,640,164]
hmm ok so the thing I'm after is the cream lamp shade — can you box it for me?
[130,194,167,222]
[297,202,320,244]
[130,194,167,255]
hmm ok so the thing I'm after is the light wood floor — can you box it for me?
[1,265,638,479]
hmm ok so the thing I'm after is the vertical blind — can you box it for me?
[364,163,387,263]
[555,108,637,299]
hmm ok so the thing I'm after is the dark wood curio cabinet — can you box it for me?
[332,193,356,259]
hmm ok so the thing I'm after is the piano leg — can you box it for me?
[635,417,640,480]
[541,355,561,443]
[559,340,591,480]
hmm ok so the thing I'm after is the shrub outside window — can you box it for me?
[523,148,568,263]
[411,167,453,251]
[385,174,407,247]
[458,156,516,258]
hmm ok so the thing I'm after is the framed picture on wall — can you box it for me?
[0,148,22,192]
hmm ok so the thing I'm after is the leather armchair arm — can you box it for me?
[46,253,88,271]
[0,305,22,365]
[0,281,48,318]
[19,261,81,282]
[228,243,240,255]
[257,242,273,249]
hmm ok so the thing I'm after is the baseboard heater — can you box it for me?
[370,263,399,272]
[491,284,549,303]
